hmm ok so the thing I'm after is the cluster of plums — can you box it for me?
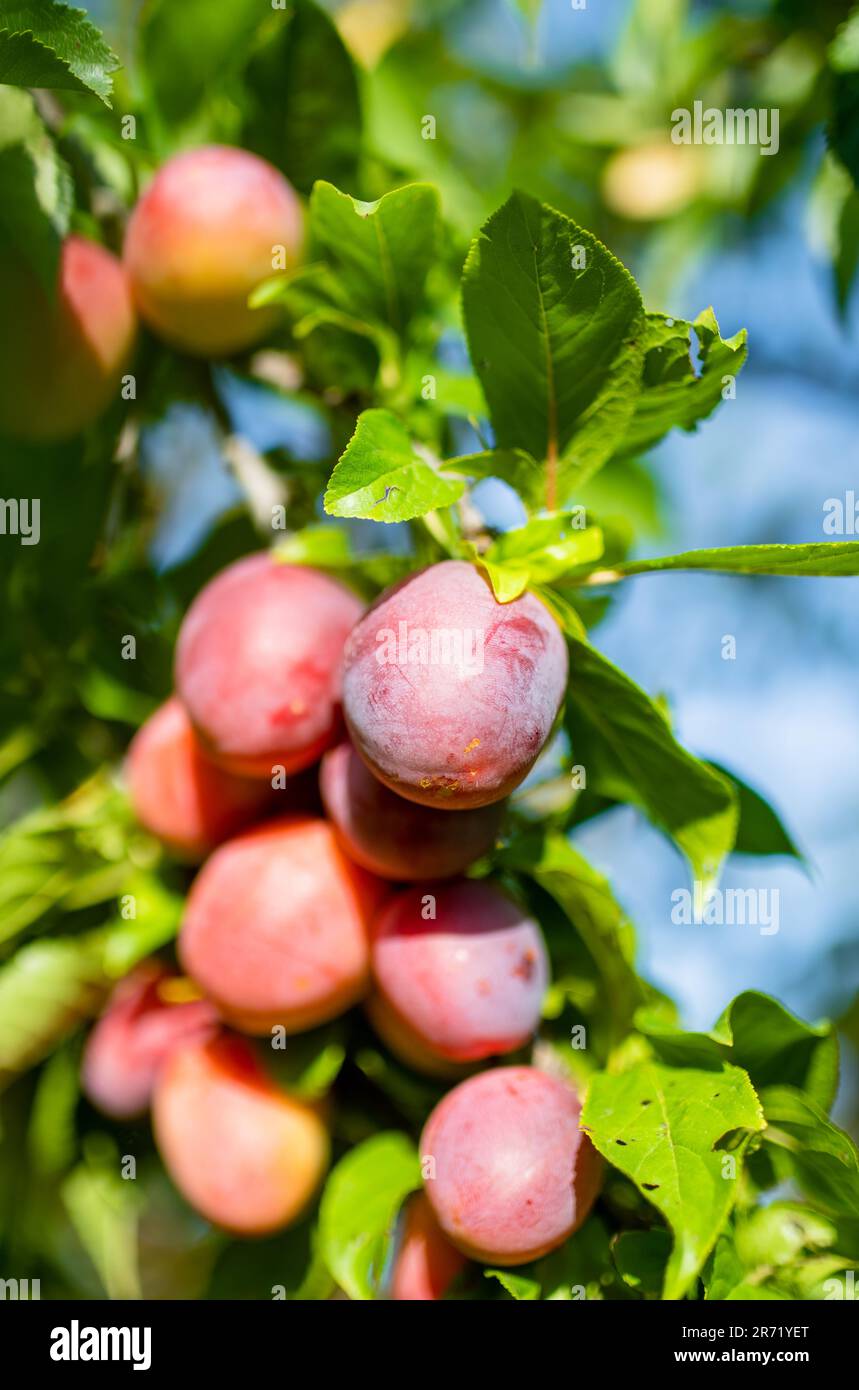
[25,139,598,1295]
[0,144,304,442]
[82,547,596,1296]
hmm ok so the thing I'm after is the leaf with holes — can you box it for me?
[611,309,747,459]
[582,1060,765,1299]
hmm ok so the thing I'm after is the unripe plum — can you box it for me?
[126,697,275,860]
[319,742,503,881]
[123,145,303,356]
[367,879,548,1073]
[342,561,567,809]
[153,1032,328,1235]
[390,1193,467,1301]
[179,815,387,1034]
[421,1066,601,1265]
[81,962,218,1119]
[0,235,135,442]
[175,553,363,778]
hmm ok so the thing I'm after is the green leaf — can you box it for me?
[310,180,440,338]
[0,771,147,949]
[530,1216,616,1299]
[0,883,181,1087]
[735,1203,841,1271]
[705,1204,857,1300]
[761,1086,859,1218]
[513,0,543,25]
[831,71,859,189]
[829,18,859,236]
[834,181,859,313]
[442,447,544,508]
[484,1269,541,1299]
[414,365,486,421]
[724,1282,792,1300]
[274,525,354,569]
[533,585,589,641]
[274,526,411,594]
[573,754,804,863]
[583,1060,765,1299]
[830,9,859,76]
[712,764,803,861]
[28,1035,81,1176]
[62,1141,142,1300]
[0,87,73,289]
[487,1215,616,1300]
[206,1218,323,1301]
[267,1023,346,1100]
[290,1231,338,1301]
[715,998,837,1110]
[0,0,120,105]
[461,190,645,502]
[140,0,262,125]
[703,1230,747,1301]
[290,302,399,383]
[612,310,747,460]
[612,1229,671,1297]
[605,541,859,580]
[244,0,361,196]
[77,668,157,727]
[324,408,464,522]
[475,513,604,602]
[637,991,838,1113]
[318,1132,421,1300]
[565,636,738,887]
[0,935,107,1088]
[499,827,644,1048]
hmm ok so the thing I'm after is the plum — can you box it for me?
[153,1032,328,1235]
[123,145,303,356]
[390,1193,468,1301]
[179,815,387,1034]
[126,697,275,860]
[367,879,548,1073]
[342,560,567,809]
[319,741,503,881]
[0,235,135,443]
[420,1066,601,1265]
[81,962,218,1119]
[174,553,363,779]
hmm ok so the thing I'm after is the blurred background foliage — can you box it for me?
[1,0,858,1298]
